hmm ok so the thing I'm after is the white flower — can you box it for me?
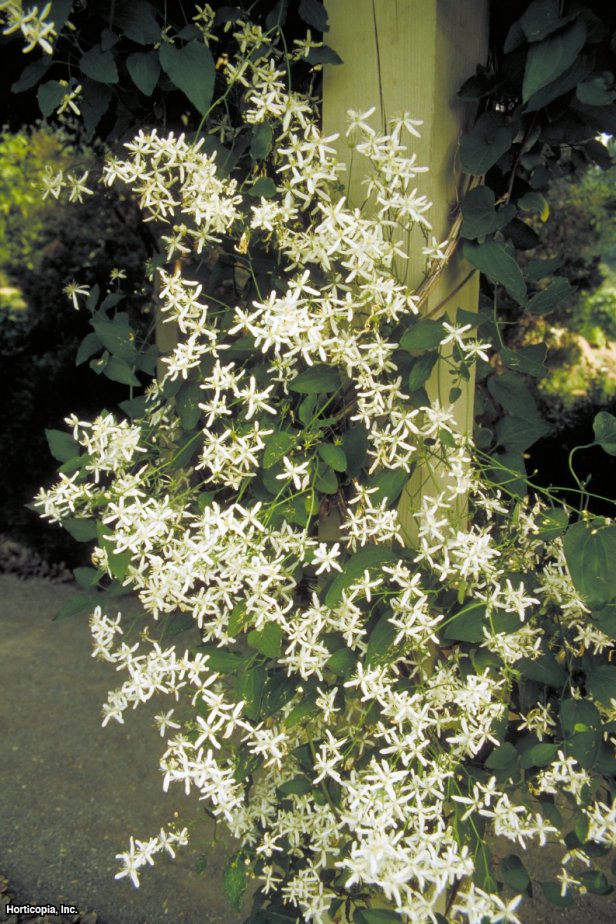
[311,542,342,574]
[275,455,311,491]
[63,280,90,310]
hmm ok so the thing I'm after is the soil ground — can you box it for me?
[2,573,616,924]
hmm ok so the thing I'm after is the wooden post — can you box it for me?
[323,0,488,541]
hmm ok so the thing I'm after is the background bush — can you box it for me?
[0,124,152,563]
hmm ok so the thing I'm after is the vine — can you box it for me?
[3,2,616,922]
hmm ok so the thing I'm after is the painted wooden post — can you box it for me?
[323,0,488,542]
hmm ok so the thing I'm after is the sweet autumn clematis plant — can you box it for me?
[32,5,616,923]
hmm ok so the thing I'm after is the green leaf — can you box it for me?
[584,661,616,706]
[284,693,318,727]
[560,697,601,769]
[315,463,338,494]
[500,854,530,892]
[63,518,98,542]
[80,81,113,137]
[102,356,140,387]
[12,57,52,93]
[504,20,526,54]
[37,80,65,117]
[366,615,396,666]
[54,592,98,621]
[298,0,329,31]
[266,0,288,30]
[476,427,493,449]
[459,112,513,175]
[91,313,135,361]
[577,73,616,106]
[354,910,403,924]
[341,426,368,478]
[500,344,547,377]
[523,743,559,768]
[298,394,317,426]
[504,217,540,251]
[527,277,573,315]
[100,28,118,51]
[126,51,160,96]
[536,507,569,540]
[560,697,601,737]
[525,256,564,280]
[197,646,246,673]
[325,546,399,607]
[518,653,567,687]
[458,67,496,101]
[170,431,200,470]
[520,0,566,42]
[400,319,445,354]
[318,444,347,472]
[237,665,266,720]
[247,622,282,659]
[262,431,295,469]
[443,601,485,642]
[97,531,132,582]
[119,396,147,418]
[250,122,274,160]
[73,567,101,589]
[461,186,516,239]
[326,647,356,677]
[262,670,297,717]
[278,777,312,796]
[593,412,616,456]
[49,0,73,32]
[367,468,409,506]
[223,851,247,913]
[306,45,343,66]
[46,428,79,463]
[518,191,549,219]
[463,240,527,305]
[246,176,278,197]
[524,52,593,113]
[159,41,216,116]
[523,19,587,102]
[86,285,100,312]
[134,345,158,376]
[114,1,160,44]
[79,46,119,84]
[541,881,573,907]
[407,351,439,390]
[579,870,613,895]
[487,451,527,498]
[564,520,616,609]
[176,380,202,430]
[487,372,542,423]
[289,364,340,395]
[496,416,550,451]
[485,742,519,771]
[590,604,616,640]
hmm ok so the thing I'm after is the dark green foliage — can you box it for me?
[0,125,151,561]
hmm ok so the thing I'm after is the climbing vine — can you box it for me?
[3,1,616,922]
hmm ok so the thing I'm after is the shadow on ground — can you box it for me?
[0,575,244,924]
[3,575,616,923]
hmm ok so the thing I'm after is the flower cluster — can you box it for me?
[0,0,56,54]
[36,8,616,923]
